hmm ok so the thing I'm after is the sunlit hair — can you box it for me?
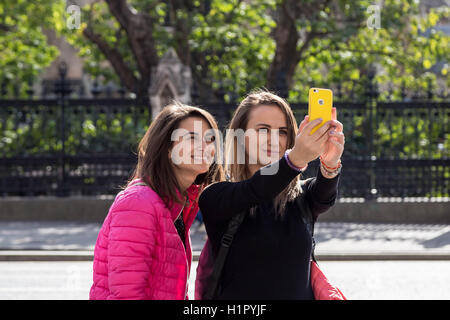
[225,89,305,217]
[126,102,225,207]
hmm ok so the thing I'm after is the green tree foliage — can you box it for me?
[0,0,63,95]
[282,0,449,101]
[0,0,448,162]
[2,1,448,101]
[58,0,277,102]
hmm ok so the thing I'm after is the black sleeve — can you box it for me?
[304,167,340,221]
[198,156,301,227]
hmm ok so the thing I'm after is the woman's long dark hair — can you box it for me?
[126,102,224,206]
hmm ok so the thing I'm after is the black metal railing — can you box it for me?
[0,70,448,199]
[0,97,149,196]
[1,98,448,199]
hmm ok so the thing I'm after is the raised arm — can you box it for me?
[199,155,302,225]
[199,117,336,225]
[304,166,340,221]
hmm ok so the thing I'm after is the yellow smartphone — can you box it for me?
[308,88,333,134]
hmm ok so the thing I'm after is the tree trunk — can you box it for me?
[82,0,159,102]
[266,4,299,97]
[266,0,331,97]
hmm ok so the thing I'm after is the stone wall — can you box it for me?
[0,197,448,224]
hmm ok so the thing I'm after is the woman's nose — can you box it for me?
[192,138,209,153]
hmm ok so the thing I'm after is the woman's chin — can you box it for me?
[191,163,210,175]
[258,154,281,166]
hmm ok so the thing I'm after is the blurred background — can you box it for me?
[0,0,449,300]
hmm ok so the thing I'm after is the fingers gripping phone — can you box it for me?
[308,88,333,134]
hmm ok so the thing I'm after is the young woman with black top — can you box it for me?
[198,90,345,299]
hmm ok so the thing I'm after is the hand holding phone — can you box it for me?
[308,88,333,134]
[287,88,339,168]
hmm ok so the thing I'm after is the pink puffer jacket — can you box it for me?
[89,178,200,300]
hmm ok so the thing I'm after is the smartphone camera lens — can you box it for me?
[313,89,318,93]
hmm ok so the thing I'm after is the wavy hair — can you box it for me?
[127,102,225,206]
[225,89,305,217]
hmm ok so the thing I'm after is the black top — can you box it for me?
[174,214,186,248]
[198,156,340,300]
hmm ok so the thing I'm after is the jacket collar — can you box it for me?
[169,184,201,223]
[128,178,201,222]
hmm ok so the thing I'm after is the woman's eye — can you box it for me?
[188,134,201,142]
[204,133,216,143]
[258,128,268,134]
[279,130,288,136]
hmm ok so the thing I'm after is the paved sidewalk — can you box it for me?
[0,221,449,260]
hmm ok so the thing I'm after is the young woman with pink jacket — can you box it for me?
[89,103,224,300]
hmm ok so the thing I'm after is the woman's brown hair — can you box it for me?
[225,89,304,217]
[127,102,224,206]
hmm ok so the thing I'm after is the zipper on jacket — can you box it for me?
[183,197,190,300]
[175,201,184,221]
[184,251,189,300]
[175,196,190,300]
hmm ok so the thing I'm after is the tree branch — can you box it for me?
[267,0,369,91]
[105,0,159,92]
[83,25,138,91]
[105,0,135,30]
